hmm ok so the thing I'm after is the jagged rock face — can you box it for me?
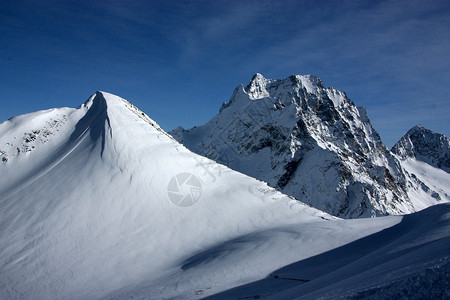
[170,74,414,218]
[392,125,450,173]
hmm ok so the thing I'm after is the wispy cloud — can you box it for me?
[1,0,448,143]
[222,0,450,145]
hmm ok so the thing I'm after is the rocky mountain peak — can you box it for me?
[392,125,450,172]
[170,74,417,218]
[245,73,272,99]
[407,124,426,135]
[243,73,327,101]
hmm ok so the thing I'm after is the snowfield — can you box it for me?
[0,92,448,299]
[208,203,450,299]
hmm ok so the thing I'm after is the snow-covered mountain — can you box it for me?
[1,91,448,299]
[391,125,450,210]
[171,74,417,218]
[0,92,402,299]
[392,125,450,173]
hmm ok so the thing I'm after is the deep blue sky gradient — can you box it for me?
[1,0,449,147]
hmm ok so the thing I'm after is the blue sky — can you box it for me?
[1,0,449,147]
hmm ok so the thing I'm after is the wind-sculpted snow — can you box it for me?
[206,203,450,300]
[0,92,402,299]
[171,74,417,218]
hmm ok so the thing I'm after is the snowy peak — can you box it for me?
[0,91,157,162]
[76,91,111,153]
[291,74,325,94]
[245,73,272,99]
[88,90,165,134]
[243,73,325,100]
[170,74,415,218]
[407,124,427,135]
[82,91,117,112]
[248,73,268,86]
[392,125,450,172]
[0,91,170,197]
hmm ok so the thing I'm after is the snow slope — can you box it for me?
[207,203,450,300]
[0,92,401,299]
[171,74,415,218]
[402,158,450,210]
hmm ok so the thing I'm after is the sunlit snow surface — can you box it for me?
[0,92,448,299]
[208,204,450,300]
[401,158,450,210]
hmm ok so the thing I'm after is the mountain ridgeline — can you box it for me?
[171,73,448,218]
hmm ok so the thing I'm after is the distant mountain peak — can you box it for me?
[407,124,426,134]
[291,74,324,89]
[250,72,266,81]
[245,73,272,99]
[244,73,325,100]
[392,125,450,172]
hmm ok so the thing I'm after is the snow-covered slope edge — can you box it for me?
[0,92,400,299]
[170,74,415,218]
[207,203,450,300]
